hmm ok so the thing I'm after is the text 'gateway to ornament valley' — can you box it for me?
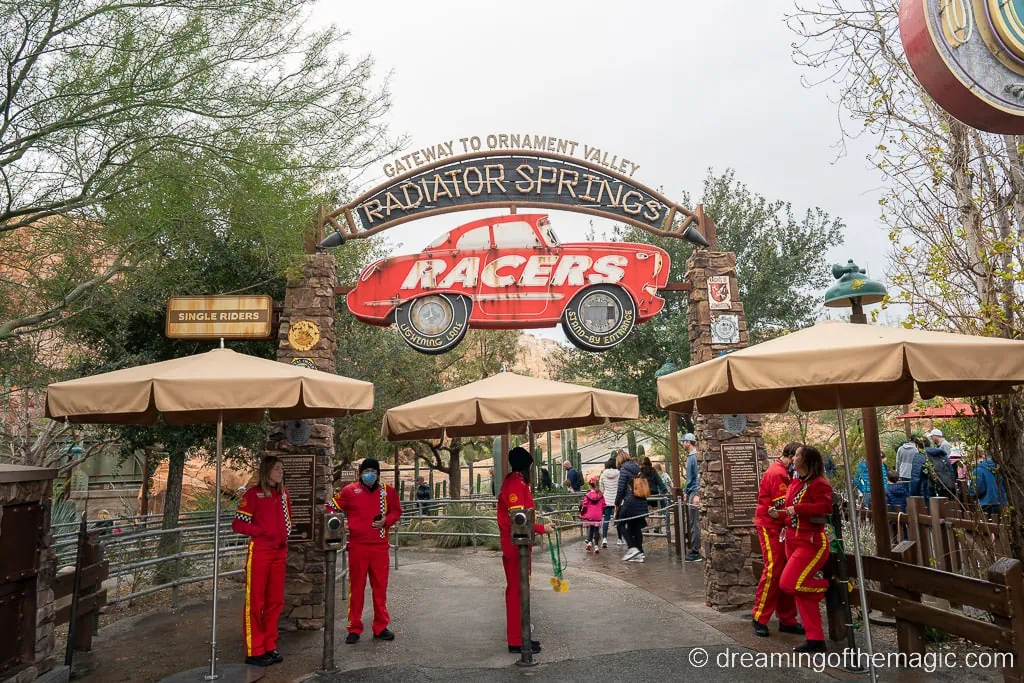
[382,134,640,178]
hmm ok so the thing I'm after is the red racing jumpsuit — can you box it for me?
[328,481,401,636]
[497,472,546,648]
[232,485,292,658]
[779,475,833,641]
[752,459,798,628]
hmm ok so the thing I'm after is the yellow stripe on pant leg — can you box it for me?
[244,541,254,656]
[752,527,773,622]
[795,532,828,593]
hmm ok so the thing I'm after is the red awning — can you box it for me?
[897,400,975,419]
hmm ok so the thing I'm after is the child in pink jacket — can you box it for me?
[581,477,605,553]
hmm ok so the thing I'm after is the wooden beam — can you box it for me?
[849,588,1012,650]
[845,552,1012,617]
[658,283,692,292]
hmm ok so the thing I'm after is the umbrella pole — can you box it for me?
[206,410,224,680]
[836,397,875,681]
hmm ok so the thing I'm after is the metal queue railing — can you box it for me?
[52,492,682,607]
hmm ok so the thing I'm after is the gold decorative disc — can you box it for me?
[288,320,320,351]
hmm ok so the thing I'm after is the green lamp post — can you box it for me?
[654,359,684,560]
[824,260,892,558]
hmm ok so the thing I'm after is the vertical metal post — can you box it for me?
[205,410,224,681]
[837,397,876,682]
[171,527,182,608]
[669,412,683,561]
[323,549,337,672]
[515,544,536,667]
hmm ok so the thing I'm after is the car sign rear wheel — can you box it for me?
[395,293,470,354]
[561,285,636,352]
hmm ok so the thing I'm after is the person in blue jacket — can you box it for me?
[853,458,888,508]
[971,454,1007,518]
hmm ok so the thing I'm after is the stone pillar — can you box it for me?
[686,251,769,611]
[0,467,64,683]
[267,253,337,631]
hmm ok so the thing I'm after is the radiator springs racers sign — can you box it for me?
[322,140,714,355]
[346,213,669,354]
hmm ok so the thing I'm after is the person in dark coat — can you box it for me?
[415,476,432,515]
[615,458,648,562]
[563,460,583,492]
[971,454,1007,518]
[886,469,910,542]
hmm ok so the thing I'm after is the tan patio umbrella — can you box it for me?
[657,320,1024,679]
[46,347,373,681]
[382,371,639,441]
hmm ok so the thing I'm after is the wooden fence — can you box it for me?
[55,528,108,677]
[886,496,1009,576]
[846,540,1023,682]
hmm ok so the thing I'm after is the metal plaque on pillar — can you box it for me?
[280,454,316,542]
[721,442,760,527]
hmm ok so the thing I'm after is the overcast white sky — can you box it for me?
[312,1,896,337]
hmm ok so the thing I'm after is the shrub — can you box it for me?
[431,503,500,549]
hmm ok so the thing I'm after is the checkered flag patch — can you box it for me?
[379,484,387,538]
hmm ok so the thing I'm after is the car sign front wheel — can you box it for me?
[395,294,471,354]
[561,285,636,352]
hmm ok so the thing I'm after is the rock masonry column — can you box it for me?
[267,253,337,631]
[686,250,770,611]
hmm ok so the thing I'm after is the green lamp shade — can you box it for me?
[654,359,680,378]
[824,260,887,308]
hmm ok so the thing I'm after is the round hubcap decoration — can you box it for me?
[578,291,622,335]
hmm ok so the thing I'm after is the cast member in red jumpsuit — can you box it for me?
[751,442,804,638]
[779,444,834,653]
[497,447,553,654]
[327,458,401,644]
[232,456,292,667]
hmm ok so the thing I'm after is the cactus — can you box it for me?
[627,430,637,460]
[546,432,553,474]
[476,473,482,494]
[637,444,646,460]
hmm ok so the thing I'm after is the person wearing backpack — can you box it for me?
[971,453,1007,518]
[925,447,957,498]
[641,457,668,533]
[615,455,648,562]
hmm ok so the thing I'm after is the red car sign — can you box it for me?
[346,213,671,354]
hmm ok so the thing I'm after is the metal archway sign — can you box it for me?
[319,150,712,247]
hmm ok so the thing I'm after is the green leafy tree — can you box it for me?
[0,0,398,343]
[333,318,521,499]
[789,0,1024,561]
[551,169,844,415]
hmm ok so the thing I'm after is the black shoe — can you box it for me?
[244,654,274,667]
[508,640,542,653]
[685,552,703,562]
[793,640,827,653]
[345,633,360,645]
[266,650,283,664]
[779,623,806,635]
[752,620,770,638]
[373,628,395,641]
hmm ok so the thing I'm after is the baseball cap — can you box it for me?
[681,433,697,443]
[927,428,943,438]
